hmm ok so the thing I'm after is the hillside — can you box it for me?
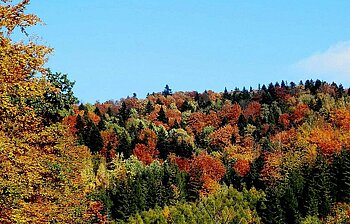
[70,80,350,223]
[2,1,350,223]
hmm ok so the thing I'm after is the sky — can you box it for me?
[23,0,350,103]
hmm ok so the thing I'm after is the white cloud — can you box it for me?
[295,41,350,82]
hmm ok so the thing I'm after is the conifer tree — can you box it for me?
[158,106,168,123]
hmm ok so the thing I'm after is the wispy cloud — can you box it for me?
[295,41,350,82]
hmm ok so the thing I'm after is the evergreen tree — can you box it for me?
[162,84,172,96]
[238,114,247,136]
[332,149,350,202]
[223,87,230,100]
[302,155,333,217]
[145,100,154,114]
[290,81,296,89]
[281,80,286,89]
[84,118,103,153]
[261,187,285,224]
[118,102,129,126]
[75,114,85,145]
[158,106,168,123]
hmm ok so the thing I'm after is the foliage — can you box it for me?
[127,185,265,224]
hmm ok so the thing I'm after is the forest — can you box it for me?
[2,1,350,223]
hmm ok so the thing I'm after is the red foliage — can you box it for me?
[133,143,159,165]
[278,113,290,128]
[101,130,119,160]
[309,125,342,157]
[86,201,108,224]
[332,108,350,131]
[169,153,191,172]
[292,103,309,124]
[190,152,226,196]
[138,128,157,150]
[62,115,77,134]
[275,87,290,101]
[187,112,208,134]
[219,102,242,125]
[243,101,261,120]
[209,124,239,149]
[166,108,182,127]
[261,124,270,135]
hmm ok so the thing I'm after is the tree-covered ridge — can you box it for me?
[70,80,350,223]
[2,1,350,223]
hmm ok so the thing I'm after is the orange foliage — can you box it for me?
[133,143,159,165]
[85,201,108,224]
[278,113,290,128]
[95,103,110,115]
[260,151,284,183]
[218,102,242,125]
[233,159,251,177]
[138,128,157,150]
[88,111,101,125]
[209,124,239,150]
[147,94,176,107]
[123,97,143,110]
[172,92,187,109]
[244,101,261,120]
[101,130,119,159]
[148,104,161,121]
[0,2,94,222]
[292,103,309,124]
[270,129,296,148]
[187,112,208,134]
[332,108,350,131]
[187,111,220,135]
[190,152,226,196]
[309,125,342,156]
[166,108,182,127]
[207,90,221,101]
[62,115,78,134]
[168,153,191,172]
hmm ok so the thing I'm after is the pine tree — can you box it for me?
[223,87,230,100]
[157,127,168,159]
[162,84,172,96]
[158,106,168,124]
[332,149,350,202]
[145,100,154,114]
[238,114,247,136]
[118,101,129,126]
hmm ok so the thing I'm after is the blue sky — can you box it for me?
[25,0,350,103]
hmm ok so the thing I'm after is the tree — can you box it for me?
[162,84,172,96]
[43,70,78,122]
[0,1,94,222]
[157,106,168,124]
[145,100,154,114]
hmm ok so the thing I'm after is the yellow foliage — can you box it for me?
[0,1,94,222]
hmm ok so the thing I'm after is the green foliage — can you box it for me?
[106,159,188,221]
[127,186,265,224]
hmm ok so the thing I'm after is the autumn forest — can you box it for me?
[2,1,350,223]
